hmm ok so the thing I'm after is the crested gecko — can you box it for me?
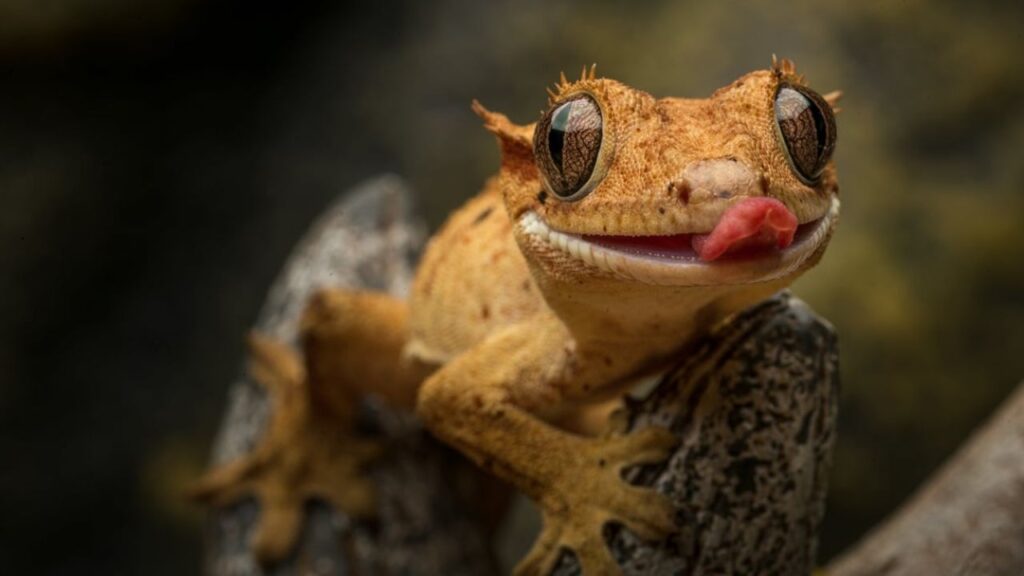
[193,57,840,575]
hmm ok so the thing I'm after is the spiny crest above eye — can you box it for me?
[770,55,843,115]
[822,90,843,114]
[771,54,806,85]
[546,63,599,104]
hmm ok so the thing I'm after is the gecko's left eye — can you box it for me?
[774,84,837,183]
[534,94,608,201]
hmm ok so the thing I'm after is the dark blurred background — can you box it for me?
[2,0,1022,573]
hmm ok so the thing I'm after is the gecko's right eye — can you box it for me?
[534,94,608,201]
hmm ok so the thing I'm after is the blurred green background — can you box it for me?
[2,0,1022,573]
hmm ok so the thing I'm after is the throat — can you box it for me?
[545,283,720,347]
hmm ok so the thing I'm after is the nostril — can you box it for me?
[668,180,692,205]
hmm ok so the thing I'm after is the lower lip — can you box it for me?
[580,218,822,263]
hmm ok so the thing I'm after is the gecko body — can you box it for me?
[194,58,840,575]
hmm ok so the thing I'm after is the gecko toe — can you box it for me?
[514,520,565,576]
[613,485,677,540]
[251,490,304,565]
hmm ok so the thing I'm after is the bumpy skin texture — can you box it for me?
[194,58,840,575]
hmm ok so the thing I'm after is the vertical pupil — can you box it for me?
[810,101,827,154]
[548,103,571,170]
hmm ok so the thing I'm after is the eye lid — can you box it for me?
[773,82,837,185]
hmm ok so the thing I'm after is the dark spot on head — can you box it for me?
[481,304,490,320]
[521,280,532,291]
[714,190,733,200]
[472,206,494,226]
[676,181,691,204]
[537,190,548,205]
[658,207,666,215]
[598,458,606,468]
[472,395,484,409]
[418,268,436,296]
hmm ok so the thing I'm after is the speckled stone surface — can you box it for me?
[203,179,839,576]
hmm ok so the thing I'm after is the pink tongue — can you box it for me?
[692,198,798,261]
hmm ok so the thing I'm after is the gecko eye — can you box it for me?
[534,94,607,201]
[774,85,837,183]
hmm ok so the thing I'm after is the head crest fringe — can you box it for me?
[547,63,599,103]
[771,54,805,84]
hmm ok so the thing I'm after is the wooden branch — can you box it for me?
[827,382,1024,576]
[202,179,841,575]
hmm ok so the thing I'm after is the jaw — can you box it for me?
[517,196,839,287]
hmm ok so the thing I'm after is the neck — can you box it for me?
[537,275,790,354]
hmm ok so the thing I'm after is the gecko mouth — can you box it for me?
[518,196,839,286]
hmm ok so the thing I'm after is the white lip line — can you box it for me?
[518,197,839,284]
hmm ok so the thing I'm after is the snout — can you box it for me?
[672,158,766,207]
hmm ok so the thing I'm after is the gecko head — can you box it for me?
[473,58,840,289]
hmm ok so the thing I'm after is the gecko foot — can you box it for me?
[514,427,679,576]
[190,333,383,565]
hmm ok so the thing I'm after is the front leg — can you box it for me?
[416,314,678,575]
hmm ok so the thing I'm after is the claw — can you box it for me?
[251,487,303,565]
[189,457,261,506]
[246,332,304,392]
[601,426,679,470]
[514,519,565,576]
[614,485,677,540]
[573,534,619,576]
[619,427,679,469]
